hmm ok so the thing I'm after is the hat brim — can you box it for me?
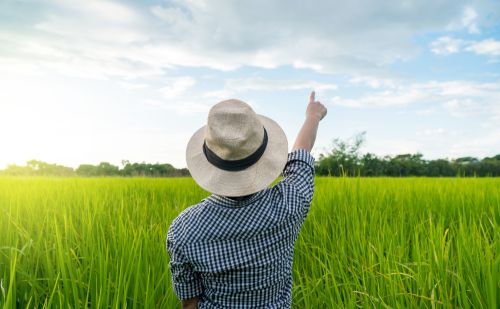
[186,115,288,196]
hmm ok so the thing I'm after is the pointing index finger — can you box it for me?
[310,91,315,104]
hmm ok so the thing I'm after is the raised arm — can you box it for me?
[278,91,327,211]
[292,91,327,152]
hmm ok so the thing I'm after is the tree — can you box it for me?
[1,160,74,176]
[361,153,386,176]
[427,159,455,177]
[26,160,74,176]
[315,131,500,177]
[455,157,479,164]
[97,162,120,176]
[315,132,366,176]
[76,164,99,176]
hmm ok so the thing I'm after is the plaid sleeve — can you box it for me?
[166,225,202,300]
[280,149,315,210]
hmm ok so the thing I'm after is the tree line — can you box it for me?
[315,133,500,177]
[0,160,189,177]
[1,134,498,177]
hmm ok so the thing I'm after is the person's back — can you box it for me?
[167,92,327,308]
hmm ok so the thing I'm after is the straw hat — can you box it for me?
[186,99,288,196]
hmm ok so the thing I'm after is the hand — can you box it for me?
[306,91,327,121]
[292,91,325,151]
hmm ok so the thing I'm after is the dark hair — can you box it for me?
[227,193,255,201]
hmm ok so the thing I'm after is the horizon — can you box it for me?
[1,0,499,169]
[1,144,499,171]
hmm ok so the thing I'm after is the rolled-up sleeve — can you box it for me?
[280,149,315,213]
[166,226,202,300]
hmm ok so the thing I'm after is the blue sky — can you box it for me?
[0,0,499,169]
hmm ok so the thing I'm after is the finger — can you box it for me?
[309,91,315,104]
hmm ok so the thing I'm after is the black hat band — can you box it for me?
[203,128,268,172]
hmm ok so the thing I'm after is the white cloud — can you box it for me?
[149,76,336,113]
[448,128,500,158]
[430,36,500,57]
[416,128,446,136]
[348,76,398,89]
[462,7,480,34]
[159,76,196,99]
[224,77,337,93]
[35,0,146,44]
[52,0,140,24]
[365,139,424,157]
[430,36,465,55]
[146,0,489,73]
[465,39,500,56]
[442,98,478,117]
[144,99,212,115]
[415,107,437,115]
[150,6,191,28]
[2,0,498,81]
[332,88,429,108]
[330,80,500,122]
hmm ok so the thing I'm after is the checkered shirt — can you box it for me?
[166,149,315,308]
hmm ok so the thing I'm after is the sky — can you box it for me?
[0,0,499,169]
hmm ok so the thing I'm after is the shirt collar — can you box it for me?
[206,189,268,208]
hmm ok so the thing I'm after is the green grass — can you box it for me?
[0,177,498,308]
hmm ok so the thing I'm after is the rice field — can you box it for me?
[0,177,498,308]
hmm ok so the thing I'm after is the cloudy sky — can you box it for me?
[1,0,499,169]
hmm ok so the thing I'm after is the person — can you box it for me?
[167,91,327,308]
